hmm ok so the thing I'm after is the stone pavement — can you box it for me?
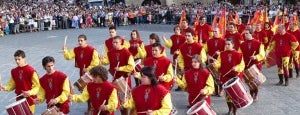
[0,24,300,115]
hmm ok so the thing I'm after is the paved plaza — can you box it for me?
[0,24,300,115]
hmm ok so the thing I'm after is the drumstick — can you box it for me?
[64,35,68,46]
[134,59,141,72]
[97,100,106,115]
[9,94,23,102]
[191,92,207,104]
[113,62,120,78]
[222,67,235,78]
[247,51,257,67]
[137,111,148,114]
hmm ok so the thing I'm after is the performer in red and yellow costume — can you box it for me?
[70,66,118,115]
[225,23,244,50]
[0,50,40,113]
[38,56,70,114]
[287,22,300,78]
[194,16,213,44]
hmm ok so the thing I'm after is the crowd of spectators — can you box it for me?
[0,0,299,37]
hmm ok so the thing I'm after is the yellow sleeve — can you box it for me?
[139,45,147,59]
[100,51,110,65]
[4,77,16,91]
[163,38,172,48]
[122,96,135,109]
[194,36,198,43]
[161,63,173,82]
[152,93,172,115]
[235,57,245,73]
[291,41,299,51]
[119,55,134,73]
[177,51,184,70]
[255,44,265,61]
[86,50,100,71]
[63,48,75,60]
[266,41,275,54]
[29,72,40,96]
[55,78,70,104]
[175,75,187,89]
[200,48,207,63]
[106,89,118,113]
[124,40,130,49]
[37,86,46,103]
[135,43,146,59]
[214,55,221,70]
[203,75,214,95]
[73,87,89,102]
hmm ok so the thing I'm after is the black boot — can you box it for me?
[285,77,289,86]
[296,68,299,78]
[276,74,284,85]
[289,69,293,78]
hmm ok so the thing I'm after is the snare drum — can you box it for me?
[186,99,216,115]
[41,106,59,115]
[113,77,131,103]
[223,77,253,109]
[6,98,32,115]
[73,72,93,92]
[244,65,266,90]
[207,64,221,85]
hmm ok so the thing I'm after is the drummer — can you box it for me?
[123,66,173,114]
[0,50,40,114]
[63,34,100,112]
[175,54,214,108]
[239,28,265,101]
[99,35,135,115]
[69,65,118,115]
[214,38,245,115]
[38,56,70,114]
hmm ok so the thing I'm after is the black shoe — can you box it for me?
[285,77,289,86]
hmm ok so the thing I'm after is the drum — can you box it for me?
[41,106,59,115]
[186,99,216,115]
[244,65,266,90]
[265,51,277,68]
[73,72,93,92]
[223,77,253,109]
[207,64,221,85]
[113,77,131,103]
[6,98,32,115]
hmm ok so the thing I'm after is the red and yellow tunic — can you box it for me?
[287,29,300,51]
[178,42,207,70]
[176,68,214,106]
[225,32,244,50]
[214,50,245,84]
[267,32,298,58]
[195,24,213,43]
[73,81,118,115]
[143,56,174,90]
[181,27,194,36]
[163,34,186,55]
[39,71,70,114]
[123,84,172,115]
[129,39,144,59]
[205,37,226,61]
[263,29,274,49]
[239,39,265,70]
[64,45,100,76]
